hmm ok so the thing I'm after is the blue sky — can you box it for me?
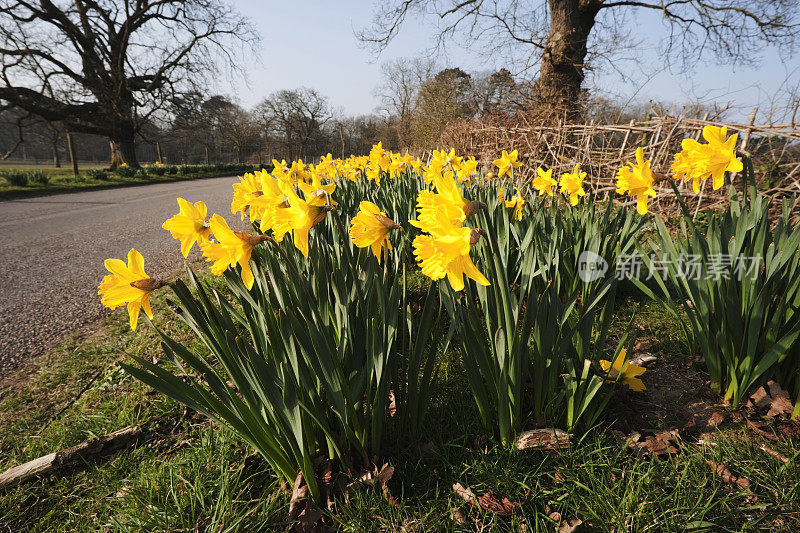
[224,1,798,122]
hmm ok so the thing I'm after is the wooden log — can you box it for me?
[0,425,142,491]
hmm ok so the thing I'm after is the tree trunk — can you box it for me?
[109,134,138,168]
[533,0,598,120]
[52,141,61,168]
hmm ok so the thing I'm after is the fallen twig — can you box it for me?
[0,425,142,490]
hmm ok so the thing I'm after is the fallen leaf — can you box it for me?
[477,490,520,516]
[750,386,771,409]
[707,411,726,427]
[559,517,583,532]
[745,418,779,442]
[758,444,789,463]
[451,507,466,525]
[388,390,396,418]
[553,471,565,483]
[707,460,751,493]
[452,482,477,506]
[516,428,571,451]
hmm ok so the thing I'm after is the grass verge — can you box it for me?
[1,274,798,532]
[0,169,247,201]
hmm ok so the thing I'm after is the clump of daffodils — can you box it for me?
[671,125,743,192]
[411,170,488,291]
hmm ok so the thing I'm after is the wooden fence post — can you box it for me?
[156,142,164,164]
[66,133,79,177]
[619,119,635,157]
[739,107,758,154]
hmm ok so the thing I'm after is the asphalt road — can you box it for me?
[0,176,248,379]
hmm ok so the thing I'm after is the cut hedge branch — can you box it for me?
[0,425,142,491]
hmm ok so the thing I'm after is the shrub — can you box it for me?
[86,168,108,180]
[147,165,166,176]
[178,164,194,175]
[164,165,178,175]
[2,170,28,186]
[27,169,50,185]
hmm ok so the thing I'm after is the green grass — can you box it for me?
[1,273,798,532]
[0,165,244,200]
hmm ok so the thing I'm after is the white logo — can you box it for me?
[578,251,608,283]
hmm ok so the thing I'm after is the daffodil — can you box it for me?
[456,156,478,183]
[349,201,401,263]
[231,172,266,222]
[503,187,525,220]
[98,248,164,330]
[162,198,211,257]
[559,163,586,206]
[298,169,337,207]
[271,187,334,258]
[671,125,743,192]
[492,149,522,178]
[413,209,489,291]
[600,348,646,391]
[615,148,657,215]
[248,171,291,233]
[410,174,484,233]
[532,167,557,196]
[199,215,269,289]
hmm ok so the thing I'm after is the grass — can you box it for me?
[0,164,252,200]
[1,271,798,532]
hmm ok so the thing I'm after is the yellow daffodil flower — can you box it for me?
[98,248,164,330]
[456,156,479,183]
[162,198,211,257]
[410,174,484,233]
[671,125,743,192]
[271,187,334,258]
[559,163,586,206]
[532,167,557,196]
[600,348,646,391]
[349,201,402,263]
[231,172,267,222]
[298,170,337,207]
[492,149,522,178]
[413,209,489,291]
[615,148,657,215]
[199,215,269,289]
[503,187,526,220]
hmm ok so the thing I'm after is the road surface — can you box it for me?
[0,176,248,379]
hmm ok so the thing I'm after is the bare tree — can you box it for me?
[375,57,436,145]
[0,0,258,167]
[360,1,800,118]
[255,88,333,160]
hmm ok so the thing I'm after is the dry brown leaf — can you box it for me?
[745,418,779,442]
[476,490,520,516]
[559,517,583,532]
[452,482,477,506]
[758,444,789,463]
[750,386,771,409]
[707,411,726,427]
[451,507,466,525]
[707,460,752,493]
[388,390,396,418]
[516,428,571,451]
[289,470,308,520]
[553,471,566,483]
